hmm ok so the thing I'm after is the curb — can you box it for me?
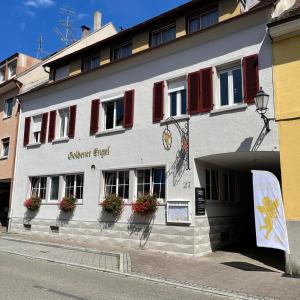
[0,236,277,300]
[0,236,131,273]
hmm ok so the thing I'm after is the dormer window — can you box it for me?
[8,60,17,79]
[112,42,132,61]
[151,24,176,47]
[83,54,100,72]
[188,9,218,34]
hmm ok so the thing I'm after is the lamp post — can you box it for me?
[254,87,274,133]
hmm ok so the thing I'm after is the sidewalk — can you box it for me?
[0,232,299,300]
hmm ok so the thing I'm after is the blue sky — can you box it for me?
[0,0,189,62]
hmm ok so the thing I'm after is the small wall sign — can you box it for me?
[167,201,191,224]
[195,188,206,216]
[68,147,110,160]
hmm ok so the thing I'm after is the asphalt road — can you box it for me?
[0,252,222,300]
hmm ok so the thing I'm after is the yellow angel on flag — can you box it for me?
[252,171,290,253]
[256,197,279,240]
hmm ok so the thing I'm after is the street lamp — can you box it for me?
[254,87,273,132]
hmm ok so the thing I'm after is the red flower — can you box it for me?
[132,194,158,216]
[59,196,76,213]
[24,196,41,212]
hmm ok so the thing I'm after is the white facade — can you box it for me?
[10,8,279,256]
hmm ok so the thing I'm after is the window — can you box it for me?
[112,42,132,61]
[83,54,100,71]
[1,138,9,158]
[32,115,42,143]
[50,176,60,201]
[137,168,165,200]
[0,66,5,83]
[55,65,70,81]
[104,171,129,200]
[58,108,69,138]
[31,177,47,199]
[167,79,187,117]
[103,98,124,130]
[8,60,17,79]
[206,168,219,200]
[218,66,243,107]
[224,173,236,202]
[65,174,84,200]
[188,9,218,33]
[151,24,176,47]
[4,98,13,118]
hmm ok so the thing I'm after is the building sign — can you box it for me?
[163,128,172,151]
[195,188,206,216]
[68,147,110,160]
[167,201,191,224]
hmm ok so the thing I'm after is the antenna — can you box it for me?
[54,6,78,46]
[37,35,49,59]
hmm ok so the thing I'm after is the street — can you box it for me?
[0,252,221,300]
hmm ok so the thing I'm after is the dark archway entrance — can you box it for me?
[0,181,11,229]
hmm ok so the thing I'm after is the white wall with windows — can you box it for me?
[11,13,278,232]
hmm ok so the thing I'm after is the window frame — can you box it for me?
[83,54,101,72]
[103,170,130,202]
[30,176,47,200]
[111,41,132,61]
[205,168,219,201]
[102,97,124,131]
[58,108,70,139]
[0,65,5,83]
[32,115,43,144]
[136,167,166,203]
[64,173,84,203]
[224,172,236,202]
[187,8,219,34]
[49,176,60,203]
[8,60,17,79]
[150,23,176,47]
[4,98,14,119]
[167,78,187,118]
[1,138,10,158]
[217,64,243,109]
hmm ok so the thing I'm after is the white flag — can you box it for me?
[252,170,290,253]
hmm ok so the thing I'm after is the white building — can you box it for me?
[9,0,280,256]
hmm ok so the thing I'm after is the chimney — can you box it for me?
[94,11,102,31]
[81,25,90,38]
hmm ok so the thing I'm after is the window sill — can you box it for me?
[52,137,70,144]
[27,143,41,149]
[210,104,247,116]
[160,115,190,125]
[96,127,126,137]
[0,156,8,161]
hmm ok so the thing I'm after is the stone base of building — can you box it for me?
[9,216,243,256]
[286,221,300,277]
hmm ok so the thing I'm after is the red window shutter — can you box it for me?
[90,99,100,135]
[188,71,201,115]
[243,54,259,104]
[153,81,164,123]
[200,67,213,112]
[124,90,135,128]
[48,110,56,142]
[23,117,31,147]
[68,105,77,139]
[40,113,48,144]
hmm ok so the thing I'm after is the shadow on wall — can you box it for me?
[127,213,155,249]
[98,210,121,230]
[167,148,188,186]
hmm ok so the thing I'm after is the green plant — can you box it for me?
[101,194,124,217]
[59,196,76,213]
[24,196,42,212]
[132,194,158,216]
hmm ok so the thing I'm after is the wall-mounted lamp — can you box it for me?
[254,87,274,133]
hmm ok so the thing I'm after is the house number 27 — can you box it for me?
[183,182,191,189]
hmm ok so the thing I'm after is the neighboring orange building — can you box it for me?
[0,53,40,228]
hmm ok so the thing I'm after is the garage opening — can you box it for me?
[0,181,11,230]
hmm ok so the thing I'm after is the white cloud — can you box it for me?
[23,0,55,8]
